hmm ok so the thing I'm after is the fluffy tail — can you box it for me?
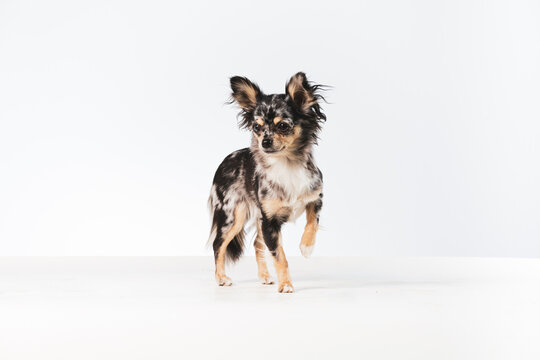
[207,193,246,263]
[207,194,217,248]
[225,231,245,263]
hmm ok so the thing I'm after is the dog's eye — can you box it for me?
[253,124,261,132]
[277,122,290,131]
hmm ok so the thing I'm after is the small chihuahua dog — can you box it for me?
[208,72,326,293]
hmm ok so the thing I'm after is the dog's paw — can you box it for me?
[216,275,232,286]
[300,244,314,258]
[278,282,294,293]
[259,275,275,285]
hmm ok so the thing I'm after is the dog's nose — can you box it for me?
[262,138,273,149]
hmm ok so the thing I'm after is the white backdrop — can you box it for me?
[1,0,539,256]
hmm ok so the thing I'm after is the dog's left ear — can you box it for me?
[286,72,318,112]
[286,72,327,121]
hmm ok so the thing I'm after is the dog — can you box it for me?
[208,72,326,293]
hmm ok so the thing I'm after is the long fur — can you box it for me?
[209,72,327,290]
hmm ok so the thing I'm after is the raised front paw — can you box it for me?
[278,281,294,293]
[300,243,315,258]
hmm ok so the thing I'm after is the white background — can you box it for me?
[1,0,539,257]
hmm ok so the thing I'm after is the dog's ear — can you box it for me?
[230,76,261,111]
[286,72,318,112]
[286,72,327,122]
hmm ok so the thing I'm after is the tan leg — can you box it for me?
[259,209,294,293]
[254,219,273,285]
[215,204,247,286]
[273,239,293,293]
[300,201,319,258]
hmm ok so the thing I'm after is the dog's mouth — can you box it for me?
[262,147,285,154]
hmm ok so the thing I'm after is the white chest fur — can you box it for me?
[265,157,313,199]
[263,157,320,221]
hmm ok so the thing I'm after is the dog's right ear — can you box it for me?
[230,76,261,111]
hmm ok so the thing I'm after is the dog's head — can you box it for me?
[229,72,326,156]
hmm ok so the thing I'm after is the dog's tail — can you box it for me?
[208,211,246,263]
[207,194,217,249]
[224,230,245,263]
[207,190,246,263]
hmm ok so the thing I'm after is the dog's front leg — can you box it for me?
[300,196,323,258]
[262,216,293,293]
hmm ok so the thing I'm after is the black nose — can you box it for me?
[262,138,273,149]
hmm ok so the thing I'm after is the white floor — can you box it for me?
[0,256,539,359]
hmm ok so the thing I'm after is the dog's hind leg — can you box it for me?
[213,203,247,286]
[254,218,274,285]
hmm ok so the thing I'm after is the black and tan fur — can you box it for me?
[208,72,326,293]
